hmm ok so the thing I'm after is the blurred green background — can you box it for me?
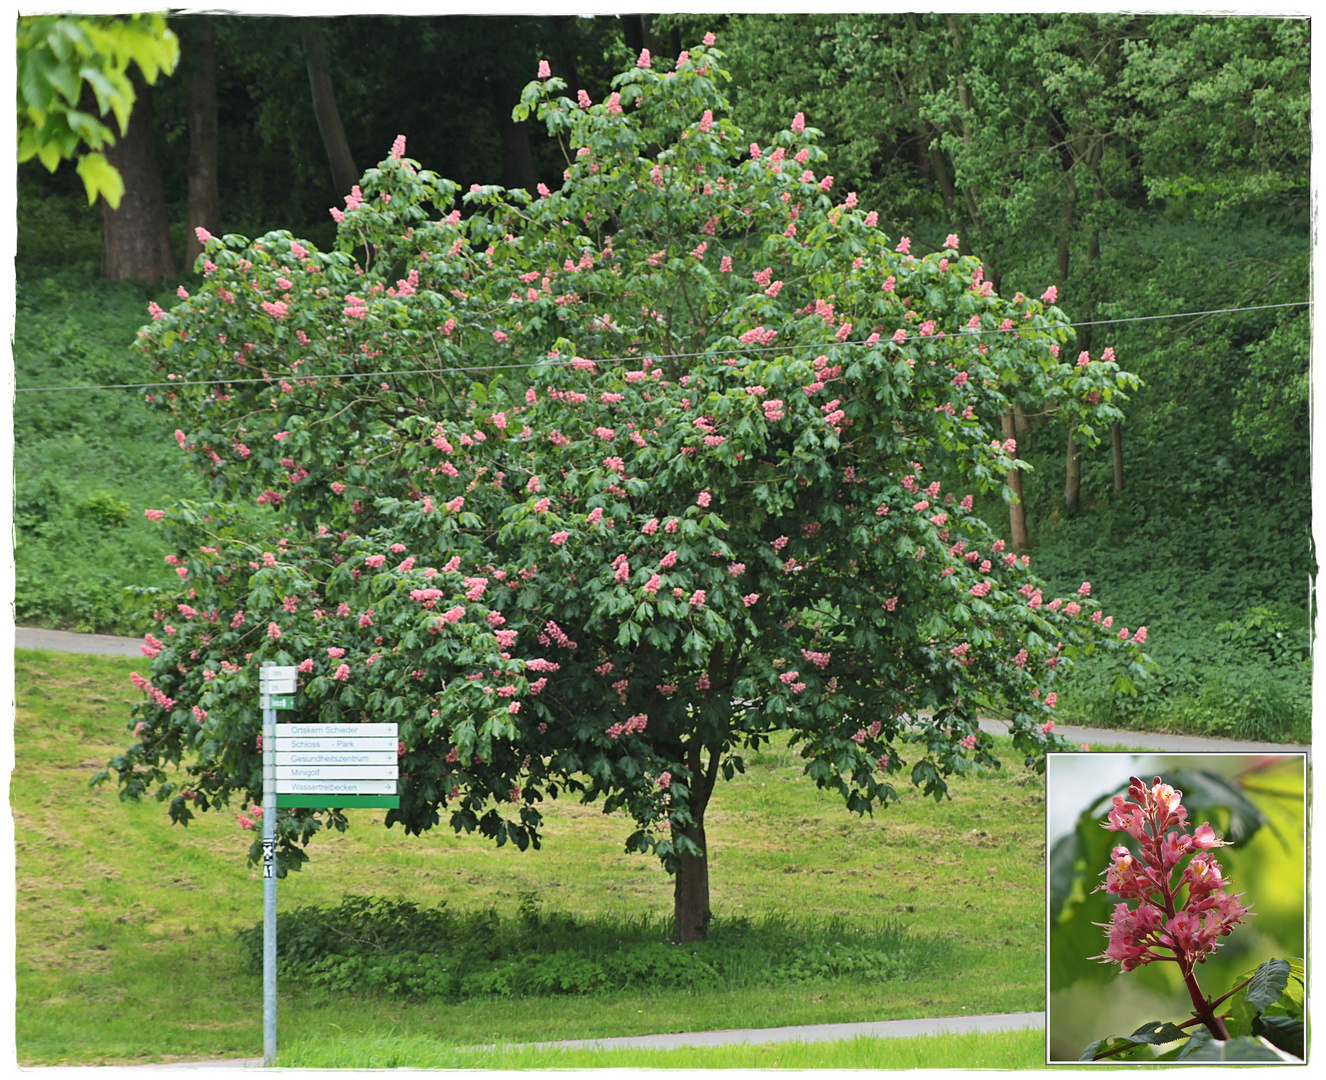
[1046,753,1305,1062]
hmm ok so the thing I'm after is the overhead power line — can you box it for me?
[13,299,1311,395]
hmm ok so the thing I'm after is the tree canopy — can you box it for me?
[100,38,1148,939]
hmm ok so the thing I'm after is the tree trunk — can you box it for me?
[1003,410,1030,551]
[672,743,719,942]
[490,70,538,192]
[543,15,582,95]
[303,25,359,199]
[1111,422,1125,492]
[1013,403,1030,435]
[184,17,219,269]
[620,14,645,54]
[620,14,669,61]
[100,81,177,282]
[672,815,711,942]
[1064,429,1081,514]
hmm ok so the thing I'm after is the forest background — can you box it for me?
[9,8,1314,743]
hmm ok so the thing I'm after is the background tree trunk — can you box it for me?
[490,69,538,192]
[1064,430,1081,513]
[184,17,220,269]
[543,15,583,95]
[303,24,359,199]
[1111,422,1125,491]
[620,14,671,61]
[101,82,177,281]
[1003,410,1030,550]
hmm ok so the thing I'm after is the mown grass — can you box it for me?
[16,647,1054,1066]
[280,1027,1047,1069]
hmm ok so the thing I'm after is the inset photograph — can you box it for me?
[1046,753,1305,1064]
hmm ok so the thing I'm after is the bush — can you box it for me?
[236,896,947,1003]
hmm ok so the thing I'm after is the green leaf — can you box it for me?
[1080,1035,1152,1062]
[1174,1027,1213,1060]
[1252,1015,1303,1059]
[1244,957,1290,1011]
[76,152,124,208]
[1047,828,1079,920]
[1125,1020,1188,1046]
[1179,1036,1287,1062]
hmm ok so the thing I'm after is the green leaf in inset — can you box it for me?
[1179,1035,1287,1062]
[1081,1035,1153,1062]
[1047,828,1079,921]
[1252,1015,1303,1059]
[1175,1028,1213,1059]
[1126,1020,1188,1045]
[1245,957,1291,1010]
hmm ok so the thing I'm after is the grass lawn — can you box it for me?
[281,1027,1047,1069]
[15,647,1054,1066]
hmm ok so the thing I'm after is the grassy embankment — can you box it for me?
[15,648,1070,1067]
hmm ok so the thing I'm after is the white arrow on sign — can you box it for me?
[277,779,398,795]
[276,765,399,781]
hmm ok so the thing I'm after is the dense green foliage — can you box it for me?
[237,896,945,1002]
[16,12,180,207]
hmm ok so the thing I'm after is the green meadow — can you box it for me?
[16,648,1052,1066]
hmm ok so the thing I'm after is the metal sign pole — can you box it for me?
[261,664,279,1067]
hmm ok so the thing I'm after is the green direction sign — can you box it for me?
[263,694,296,710]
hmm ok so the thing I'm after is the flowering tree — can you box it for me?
[98,38,1148,941]
[1079,776,1303,1062]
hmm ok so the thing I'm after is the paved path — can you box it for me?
[16,625,145,656]
[519,1009,1044,1052]
[975,716,1309,756]
[20,624,1307,757]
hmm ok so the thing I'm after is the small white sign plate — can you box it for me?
[277,779,398,795]
[276,765,399,781]
[279,723,398,738]
[275,751,398,766]
[273,736,398,752]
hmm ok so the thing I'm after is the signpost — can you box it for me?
[259,663,397,1066]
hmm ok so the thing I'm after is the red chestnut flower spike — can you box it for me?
[1091,776,1253,1039]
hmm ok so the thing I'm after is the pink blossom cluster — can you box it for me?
[130,671,175,710]
[606,713,649,739]
[1092,776,1251,974]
